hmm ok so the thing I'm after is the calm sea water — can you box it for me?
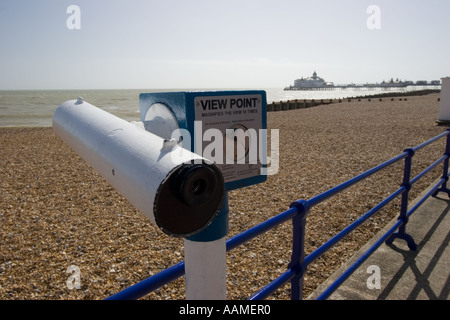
[0,87,437,127]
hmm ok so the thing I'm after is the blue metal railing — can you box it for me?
[107,129,450,300]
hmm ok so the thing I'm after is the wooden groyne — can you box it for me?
[268,89,441,112]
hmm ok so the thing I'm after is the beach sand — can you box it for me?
[0,93,446,300]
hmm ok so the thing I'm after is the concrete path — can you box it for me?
[307,182,450,300]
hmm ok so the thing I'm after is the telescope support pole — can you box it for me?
[184,193,229,300]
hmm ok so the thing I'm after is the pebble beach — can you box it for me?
[0,93,446,300]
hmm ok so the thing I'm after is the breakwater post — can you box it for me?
[267,89,440,112]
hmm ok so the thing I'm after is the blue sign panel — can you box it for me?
[139,91,267,190]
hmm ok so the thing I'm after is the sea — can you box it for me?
[0,86,439,127]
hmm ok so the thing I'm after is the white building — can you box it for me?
[293,71,333,88]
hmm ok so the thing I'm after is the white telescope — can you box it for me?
[53,98,225,237]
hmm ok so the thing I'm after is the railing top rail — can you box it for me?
[226,207,298,252]
[411,129,449,152]
[299,129,450,211]
[303,151,408,209]
[106,261,185,300]
[304,185,405,267]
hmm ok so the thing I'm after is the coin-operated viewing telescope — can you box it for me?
[54,90,268,300]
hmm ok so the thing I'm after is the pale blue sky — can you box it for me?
[0,0,449,90]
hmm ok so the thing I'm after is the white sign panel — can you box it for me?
[194,94,264,183]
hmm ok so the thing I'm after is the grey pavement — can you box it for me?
[307,180,450,300]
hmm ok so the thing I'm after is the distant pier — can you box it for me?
[285,71,441,91]
[284,83,441,91]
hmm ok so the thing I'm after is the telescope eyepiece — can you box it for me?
[176,164,218,207]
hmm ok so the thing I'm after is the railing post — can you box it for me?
[386,148,417,250]
[288,200,309,300]
[433,129,450,197]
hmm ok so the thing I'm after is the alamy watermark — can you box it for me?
[166,122,279,176]
[366,265,381,289]
[66,5,81,30]
[66,265,81,290]
[366,5,381,30]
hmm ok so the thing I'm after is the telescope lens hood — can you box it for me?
[154,161,225,237]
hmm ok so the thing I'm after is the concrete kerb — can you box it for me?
[307,177,450,300]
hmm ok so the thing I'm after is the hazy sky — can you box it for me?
[0,0,449,90]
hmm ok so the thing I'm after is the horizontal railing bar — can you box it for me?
[407,177,446,219]
[316,218,404,300]
[249,269,296,300]
[226,207,298,252]
[410,155,447,185]
[105,261,185,300]
[305,152,408,209]
[411,130,449,152]
[304,186,405,266]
